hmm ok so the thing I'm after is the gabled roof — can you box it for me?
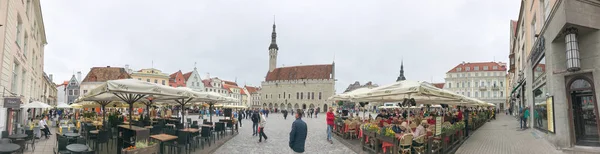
[245,86,259,94]
[265,64,333,81]
[183,72,192,81]
[82,66,131,82]
[223,80,238,86]
[222,84,234,93]
[432,83,445,89]
[169,70,183,81]
[446,62,507,73]
[202,79,212,87]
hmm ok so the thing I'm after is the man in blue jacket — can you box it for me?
[289,109,307,153]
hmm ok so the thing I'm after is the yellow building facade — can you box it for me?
[130,68,170,86]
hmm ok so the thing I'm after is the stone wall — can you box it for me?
[261,79,335,110]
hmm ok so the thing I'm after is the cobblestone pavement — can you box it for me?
[456,114,563,154]
[212,113,356,154]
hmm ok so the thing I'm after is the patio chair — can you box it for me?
[200,126,215,149]
[1,131,8,139]
[170,131,190,154]
[54,136,70,154]
[398,134,413,154]
[25,130,36,151]
[95,130,110,154]
[413,135,426,154]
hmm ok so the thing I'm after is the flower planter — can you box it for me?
[121,143,159,154]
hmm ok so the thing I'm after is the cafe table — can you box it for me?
[64,133,80,138]
[7,134,27,140]
[66,144,90,153]
[150,134,178,154]
[180,128,199,133]
[0,143,20,154]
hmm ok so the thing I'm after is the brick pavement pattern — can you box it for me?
[212,113,356,154]
[455,114,563,154]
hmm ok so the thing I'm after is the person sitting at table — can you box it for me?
[39,116,51,139]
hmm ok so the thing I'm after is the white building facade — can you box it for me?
[0,0,48,136]
[444,62,508,109]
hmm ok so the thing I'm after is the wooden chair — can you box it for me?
[347,122,358,139]
[398,134,413,154]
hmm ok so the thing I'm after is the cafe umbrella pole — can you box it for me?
[94,100,112,129]
[113,93,146,128]
[174,97,193,127]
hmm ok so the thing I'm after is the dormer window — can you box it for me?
[493,66,498,70]
[456,68,462,72]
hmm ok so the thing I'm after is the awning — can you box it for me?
[510,81,524,94]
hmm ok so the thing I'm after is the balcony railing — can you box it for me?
[492,86,500,90]
[479,86,487,91]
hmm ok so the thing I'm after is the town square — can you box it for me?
[1,0,600,154]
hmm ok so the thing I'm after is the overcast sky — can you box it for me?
[41,0,520,93]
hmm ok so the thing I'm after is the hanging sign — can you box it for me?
[3,97,21,108]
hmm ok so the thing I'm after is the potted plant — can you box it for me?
[122,140,159,154]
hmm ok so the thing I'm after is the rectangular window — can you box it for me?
[69,90,74,96]
[16,16,23,47]
[500,91,504,97]
[448,83,451,88]
[279,94,281,99]
[162,80,165,85]
[11,62,19,93]
[467,92,471,97]
[542,0,550,22]
[319,92,322,100]
[465,67,470,71]
[467,82,471,87]
[493,66,498,70]
[474,66,479,70]
[138,78,141,80]
[483,66,489,70]
[23,32,28,57]
[456,68,462,72]
[312,92,315,99]
[531,15,537,44]
[154,79,157,83]
[296,93,299,99]
[301,93,303,99]
[21,71,26,95]
[288,94,290,98]
[146,79,150,82]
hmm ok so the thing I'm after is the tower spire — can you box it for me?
[268,16,279,72]
[269,16,278,50]
[397,59,406,82]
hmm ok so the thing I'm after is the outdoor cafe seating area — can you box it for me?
[1,79,240,154]
[328,80,496,154]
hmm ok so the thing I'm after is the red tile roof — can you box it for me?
[245,86,259,94]
[183,72,192,81]
[82,66,131,82]
[432,83,445,89]
[222,84,234,93]
[168,70,186,87]
[265,64,333,81]
[241,89,247,95]
[202,79,212,87]
[223,80,238,86]
[56,81,69,87]
[446,62,507,73]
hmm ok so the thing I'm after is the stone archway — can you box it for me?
[263,103,267,108]
[324,104,328,110]
[309,104,315,109]
[288,103,292,109]
[274,103,279,109]
[294,103,299,109]
[268,103,273,109]
[302,104,307,109]
[566,74,600,146]
[281,103,285,109]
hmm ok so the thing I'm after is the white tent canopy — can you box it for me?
[349,80,464,104]
[328,87,376,101]
[55,103,72,108]
[22,101,52,108]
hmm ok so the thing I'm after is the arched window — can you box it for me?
[570,79,592,90]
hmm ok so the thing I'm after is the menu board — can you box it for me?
[546,97,555,133]
[435,117,442,135]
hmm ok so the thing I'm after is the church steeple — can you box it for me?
[396,60,406,82]
[269,18,278,50]
[268,17,279,72]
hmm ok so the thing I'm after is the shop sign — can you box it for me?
[530,36,545,66]
[435,117,442,136]
[547,96,555,133]
[3,97,21,108]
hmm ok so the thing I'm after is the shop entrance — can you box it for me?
[568,78,600,146]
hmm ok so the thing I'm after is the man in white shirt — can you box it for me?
[39,116,50,139]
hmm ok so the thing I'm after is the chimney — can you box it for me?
[77,71,82,83]
[49,74,53,82]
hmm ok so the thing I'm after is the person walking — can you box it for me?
[289,109,307,153]
[252,109,260,136]
[315,107,320,118]
[283,110,288,120]
[258,112,268,142]
[326,107,335,144]
[238,110,243,128]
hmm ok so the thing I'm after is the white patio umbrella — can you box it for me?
[350,80,465,104]
[328,87,375,101]
[77,79,188,127]
[158,88,228,123]
[22,101,52,108]
[56,103,72,108]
